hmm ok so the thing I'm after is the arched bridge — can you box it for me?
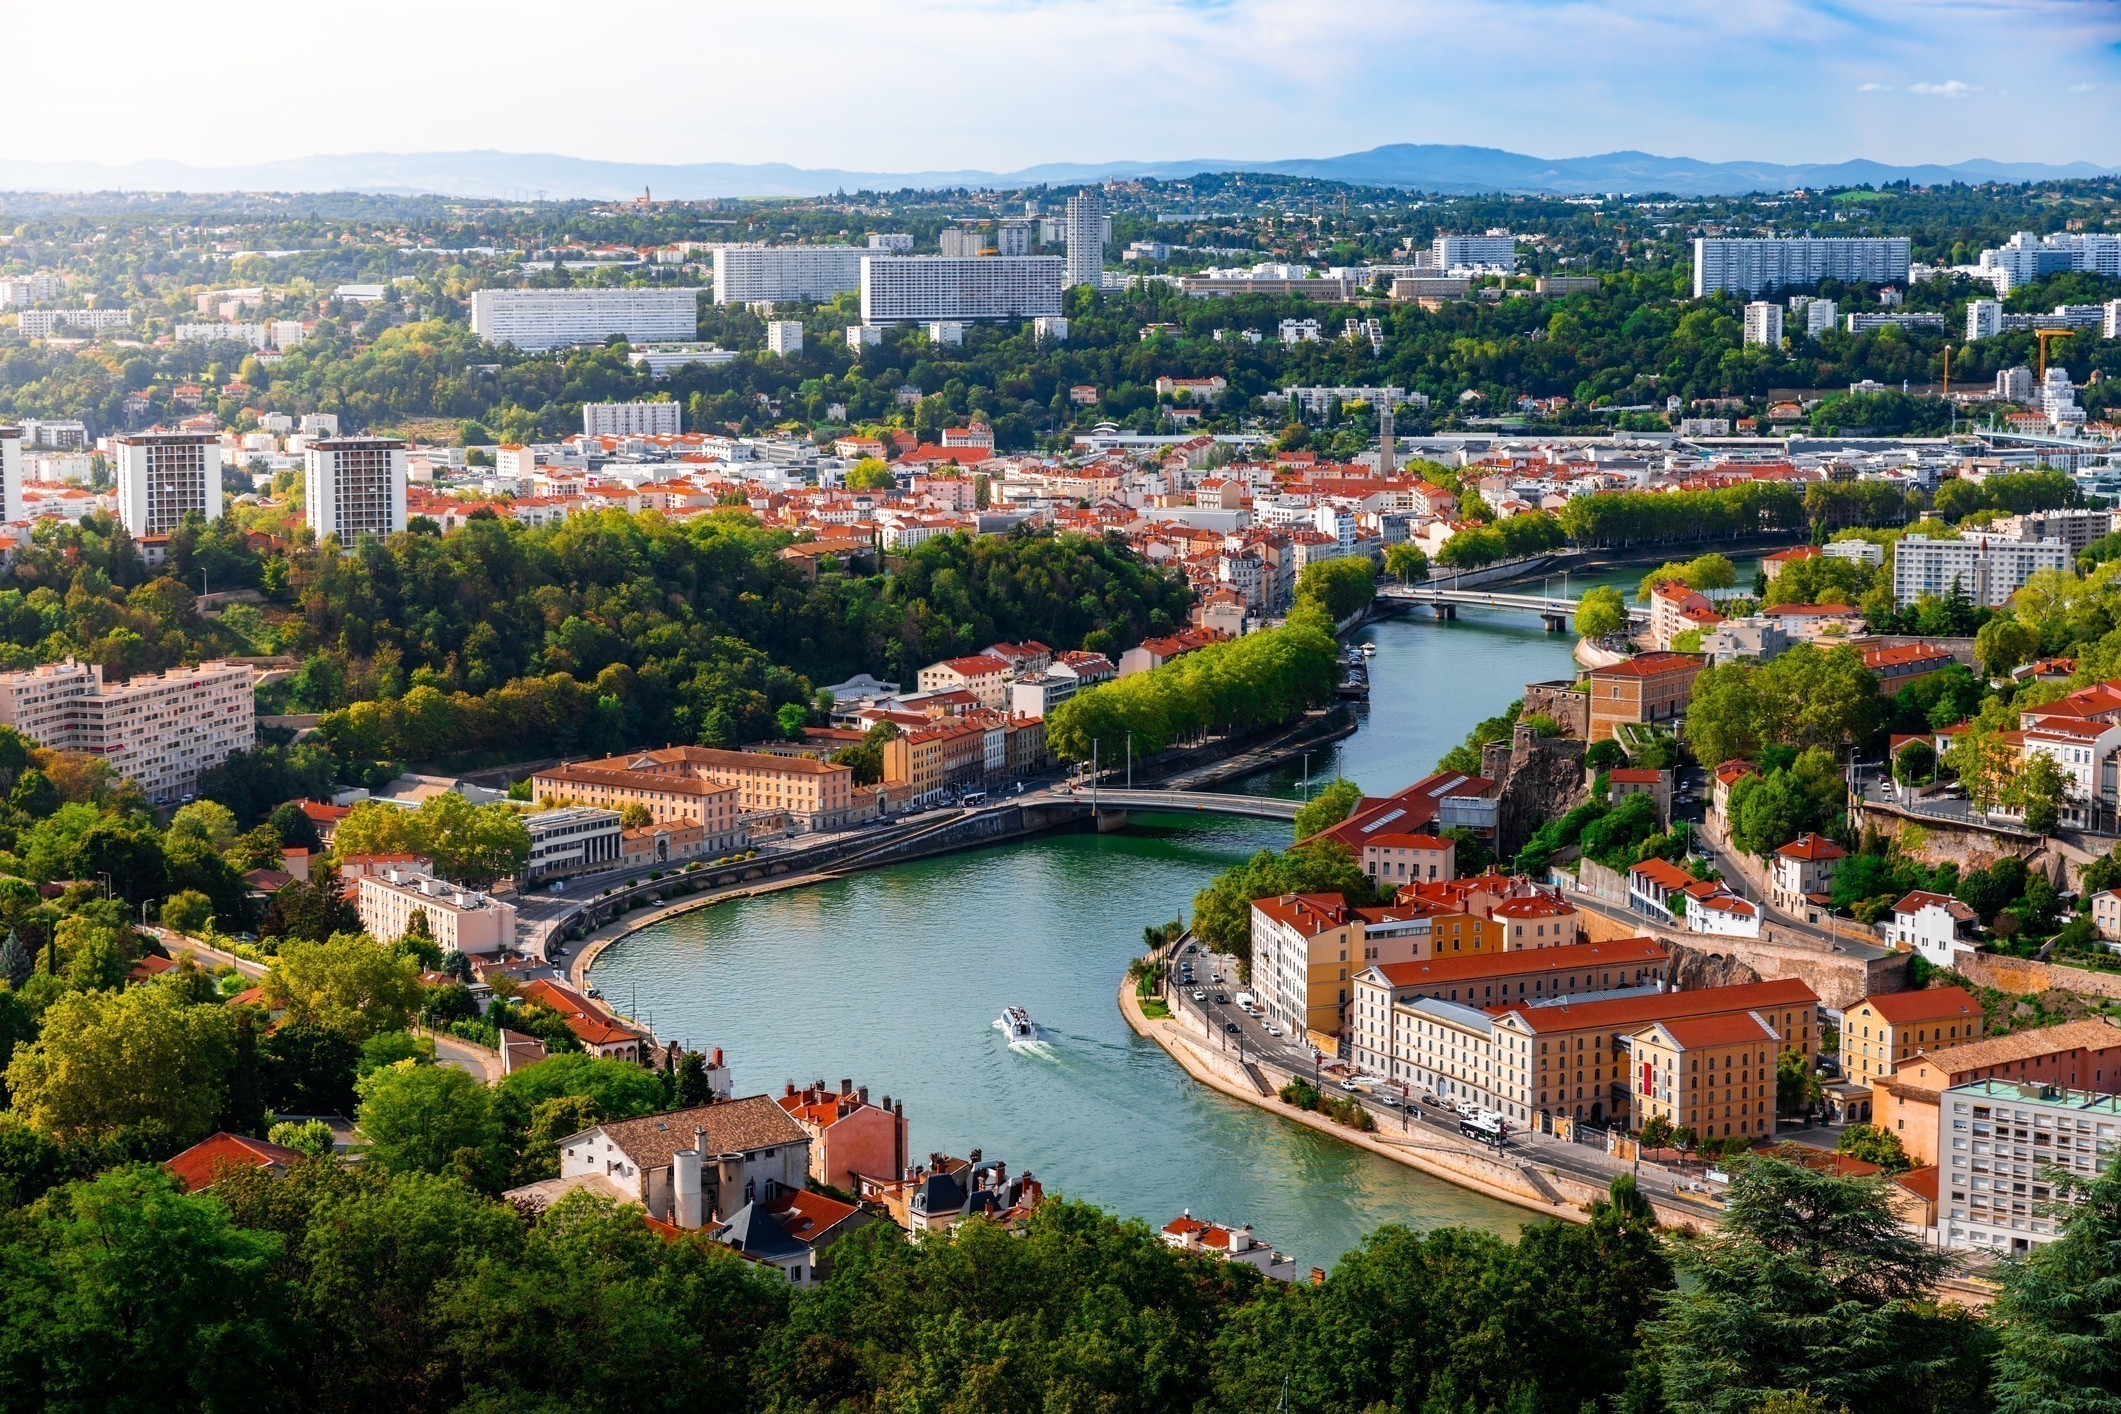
[1376,584,1649,633]
[1063,788,1302,821]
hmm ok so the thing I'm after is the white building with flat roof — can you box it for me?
[523,806,622,882]
[356,867,518,956]
[1433,232,1518,271]
[711,246,864,306]
[0,657,254,803]
[304,437,406,544]
[469,288,701,351]
[628,343,736,376]
[1892,534,2072,608]
[1941,1080,2120,1254]
[115,432,222,537]
[1063,191,1106,289]
[859,256,1064,324]
[582,401,682,437]
[1742,302,1783,347]
[764,320,804,356]
[1693,237,1911,297]
[0,425,19,523]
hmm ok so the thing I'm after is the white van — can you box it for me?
[1234,991,1256,1011]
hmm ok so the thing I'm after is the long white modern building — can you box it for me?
[582,401,682,437]
[859,256,1064,324]
[1433,232,1518,271]
[116,432,222,537]
[18,308,131,338]
[0,657,254,804]
[1693,237,1911,297]
[1940,1080,2120,1255]
[1892,534,2072,608]
[304,437,407,544]
[469,288,702,351]
[1978,231,2121,293]
[711,246,865,306]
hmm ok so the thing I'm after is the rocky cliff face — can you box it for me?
[1482,725,1590,860]
[1663,944,1762,992]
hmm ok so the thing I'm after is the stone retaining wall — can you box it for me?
[1959,953,2121,1003]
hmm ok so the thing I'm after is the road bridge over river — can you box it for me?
[1376,584,1648,633]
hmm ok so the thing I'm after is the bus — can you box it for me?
[1459,1112,1508,1147]
[961,789,987,807]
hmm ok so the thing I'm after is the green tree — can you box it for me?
[355,1059,504,1182]
[1992,1150,2121,1413]
[1383,543,1429,583]
[267,1117,337,1158]
[1575,584,1631,638]
[844,457,894,492]
[4,984,237,1149]
[0,1168,288,1409]
[160,889,216,936]
[262,935,424,1040]
[1292,777,1363,841]
[1893,738,1937,786]
[1636,1155,1985,1414]
[1836,1122,1914,1173]
[2008,752,2070,836]
[1974,615,2037,679]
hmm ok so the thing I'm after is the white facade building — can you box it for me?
[866,234,913,252]
[174,322,271,348]
[1978,231,2121,293]
[1891,534,2072,608]
[582,401,683,437]
[1886,890,1979,967]
[523,806,623,881]
[115,432,222,537]
[469,288,701,351]
[1845,312,1946,334]
[764,320,804,356]
[355,867,518,956]
[858,256,1064,324]
[1805,298,1839,336]
[1062,191,1106,289]
[628,343,737,376]
[0,424,19,523]
[1941,1081,2121,1254]
[710,246,864,305]
[1433,232,1518,271]
[1742,302,1783,347]
[1968,299,2004,341]
[18,308,131,338]
[304,437,407,543]
[1692,237,1911,297]
[0,657,254,804]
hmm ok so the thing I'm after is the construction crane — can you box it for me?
[2036,328,2075,381]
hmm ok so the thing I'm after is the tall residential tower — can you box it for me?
[1063,191,1106,289]
[304,437,407,544]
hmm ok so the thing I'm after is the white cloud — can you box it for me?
[2070,81,2099,93]
[1857,82,1893,92]
[1909,80,1977,97]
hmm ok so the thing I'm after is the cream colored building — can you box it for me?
[530,762,744,846]
[356,867,518,956]
[1630,1011,1781,1143]
[1840,986,1986,1088]
[0,656,254,804]
[543,746,855,832]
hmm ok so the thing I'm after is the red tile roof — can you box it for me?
[1642,1010,1779,1049]
[1588,651,1704,680]
[1491,977,1817,1035]
[1859,985,1982,1025]
[1775,832,1846,862]
[1366,936,1666,988]
[163,1132,305,1192]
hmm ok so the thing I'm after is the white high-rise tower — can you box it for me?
[1063,191,1106,289]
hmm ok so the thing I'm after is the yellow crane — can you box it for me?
[2036,327,2075,381]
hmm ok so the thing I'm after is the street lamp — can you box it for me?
[1300,752,1313,802]
[96,872,111,900]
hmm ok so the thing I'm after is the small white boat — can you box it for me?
[995,1006,1039,1043]
[1358,642,1377,657]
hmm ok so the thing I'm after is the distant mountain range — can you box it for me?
[0,146,2113,201]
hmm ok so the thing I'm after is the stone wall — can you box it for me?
[1575,857,1631,908]
[1958,953,2121,1003]
[1523,679,1590,739]
[1667,933,1908,1011]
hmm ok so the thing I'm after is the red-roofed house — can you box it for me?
[1887,891,1979,968]
[1841,986,1986,1087]
[1160,1213,1297,1279]
[1585,653,1705,742]
[1763,545,1820,581]
[163,1132,306,1192]
[1862,641,1958,694]
[1606,767,1672,825]
[776,1079,909,1193]
[519,978,646,1061]
[1357,832,1455,890]
[1769,832,1846,917]
[915,653,1013,709]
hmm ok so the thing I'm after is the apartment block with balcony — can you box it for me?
[0,657,254,804]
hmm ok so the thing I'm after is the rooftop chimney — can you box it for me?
[839,1077,851,1096]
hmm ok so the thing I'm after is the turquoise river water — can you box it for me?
[589,558,1751,1266]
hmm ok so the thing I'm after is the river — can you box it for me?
[588,554,1763,1266]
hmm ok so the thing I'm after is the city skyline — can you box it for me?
[11,0,2121,176]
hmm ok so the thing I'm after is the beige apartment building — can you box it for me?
[568,746,856,831]
[530,762,745,845]
[355,867,518,956]
[1840,986,1986,1088]
[0,657,254,803]
[1630,1010,1782,1143]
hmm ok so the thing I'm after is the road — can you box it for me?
[1159,942,1724,1220]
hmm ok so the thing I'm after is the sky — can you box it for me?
[9,0,2121,172]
